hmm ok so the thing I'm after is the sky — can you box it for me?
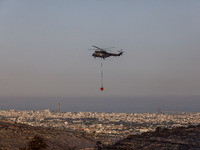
[0,0,200,100]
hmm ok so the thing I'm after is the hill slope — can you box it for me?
[0,120,96,149]
[104,125,200,150]
[1,120,200,150]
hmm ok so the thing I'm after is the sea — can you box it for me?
[0,96,200,113]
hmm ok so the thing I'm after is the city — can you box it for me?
[0,109,200,138]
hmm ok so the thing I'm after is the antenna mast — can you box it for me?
[57,102,61,113]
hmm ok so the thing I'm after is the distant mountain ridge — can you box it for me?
[103,125,200,150]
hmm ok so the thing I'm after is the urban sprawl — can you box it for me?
[0,110,200,137]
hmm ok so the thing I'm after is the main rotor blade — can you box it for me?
[89,49,98,50]
[92,45,102,50]
[104,47,115,50]
[92,45,115,52]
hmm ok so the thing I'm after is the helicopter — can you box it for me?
[90,45,124,59]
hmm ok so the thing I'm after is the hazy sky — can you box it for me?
[1,0,200,99]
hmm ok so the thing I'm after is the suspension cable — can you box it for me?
[100,59,104,91]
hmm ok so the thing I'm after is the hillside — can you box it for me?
[103,125,200,150]
[0,120,96,150]
[1,120,200,150]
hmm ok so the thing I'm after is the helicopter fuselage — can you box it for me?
[92,51,123,59]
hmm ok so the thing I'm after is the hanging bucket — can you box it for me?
[100,87,104,91]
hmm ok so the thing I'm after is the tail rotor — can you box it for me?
[118,49,124,55]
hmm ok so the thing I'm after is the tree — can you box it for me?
[28,135,47,150]
[96,141,102,150]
